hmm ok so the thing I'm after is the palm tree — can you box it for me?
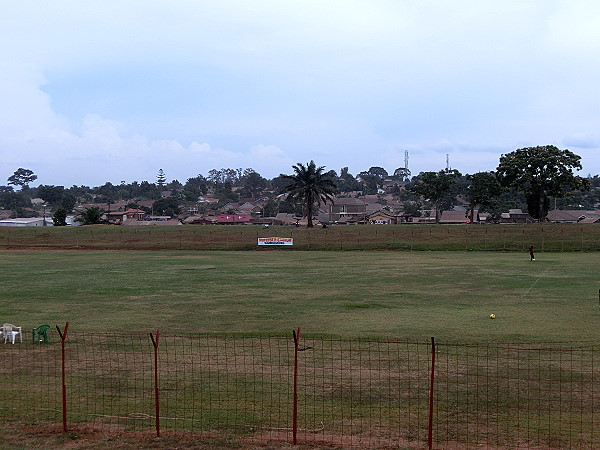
[282,161,338,227]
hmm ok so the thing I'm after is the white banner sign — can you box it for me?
[258,237,294,246]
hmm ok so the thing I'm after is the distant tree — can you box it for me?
[496,145,590,221]
[60,194,77,213]
[214,181,239,204]
[168,179,181,189]
[393,167,411,181]
[137,181,162,200]
[465,172,503,223]
[66,185,93,202]
[367,166,388,180]
[156,169,167,187]
[0,186,29,210]
[7,168,37,189]
[262,197,280,217]
[207,168,240,186]
[357,172,380,195]
[239,169,267,199]
[52,208,68,226]
[152,197,181,216]
[403,201,422,217]
[37,185,65,207]
[282,160,338,227]
[270,175,292,194]
[78,206,105,225]
[183,175,208,201]
[207,169,224,184]
[410,169,461,223]
[337,167,361,192]
[94,182,119,203]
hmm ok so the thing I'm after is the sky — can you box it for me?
[1,0,600,187]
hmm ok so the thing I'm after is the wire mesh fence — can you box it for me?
[1,223,600,252]
[1,331,599,448]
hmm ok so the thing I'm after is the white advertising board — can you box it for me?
[257,237,294,246]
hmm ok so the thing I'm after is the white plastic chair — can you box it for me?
[3,323,22,344]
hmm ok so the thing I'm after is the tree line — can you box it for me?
[1,146,598,226]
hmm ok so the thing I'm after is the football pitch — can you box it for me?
[3,249,599,342]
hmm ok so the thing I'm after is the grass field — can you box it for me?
[2,247,600,448]
[2,249,599,342]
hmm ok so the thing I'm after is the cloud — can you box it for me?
[563,134,600,150]
[2,1,600,186]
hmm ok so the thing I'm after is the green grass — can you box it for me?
[2,249,599,447]
[2,250,599,342]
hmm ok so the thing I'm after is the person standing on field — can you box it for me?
[529,246,535,261]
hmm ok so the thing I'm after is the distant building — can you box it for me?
[0,217,53,227]
[500,209,533,224]
[328,198,367,223]
[546,210,600,223]
[217,214,253,224]
[368,210,398,225]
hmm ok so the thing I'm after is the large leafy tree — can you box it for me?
[152,197,180,216]
[7,168,37,189]
[410,169,461,223]
[52,208,68,226]
[365,166,388,180]
[393,167,411,181]
[37,185,65,207]
[496,146,590,221]
[183,175,208,202]
[465,171,504,223]
[239,169,267,199]
[337,167,361,192]
[282,161,338,227]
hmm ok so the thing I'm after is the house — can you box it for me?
[105,211,126,223]
[183,215,218,225]
[546,210,600,223]
[327,198,367,223]
[368,210,398,225]
[238,202,262,215]
[274,213,300,226]
[500,209,533,224]
[124,209,146,220]
[440,209,479,225]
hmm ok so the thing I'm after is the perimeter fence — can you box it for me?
[1,223,600,252]
[2,329,599,448]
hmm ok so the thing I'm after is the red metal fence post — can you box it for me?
[292,327,301,445]
[428,337,436,450]
[150,330,161,438]
[56,322,70,433]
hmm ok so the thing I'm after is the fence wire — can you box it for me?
[1,332,599,448]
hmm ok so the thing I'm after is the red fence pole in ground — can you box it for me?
[428,337,436,450]
[56,322,70,433]
[292,327,301,445]
[150,330,161,438]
